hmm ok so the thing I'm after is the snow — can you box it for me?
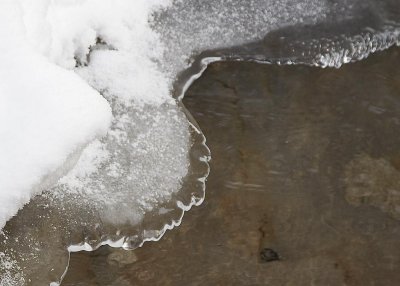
[0,1,112,229]
[0,0,176,230]
[0,1,193,280]
[0,0,190,235]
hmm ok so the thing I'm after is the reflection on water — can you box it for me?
[64,47,400,285]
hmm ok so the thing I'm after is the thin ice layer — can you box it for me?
[153,0,329,76]
[55,102,190,225]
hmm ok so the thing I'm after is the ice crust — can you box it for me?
[2,0,400,285]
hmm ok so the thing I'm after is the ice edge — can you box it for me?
[53,31,400,283]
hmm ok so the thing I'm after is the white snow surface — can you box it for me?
[0,0,173,230]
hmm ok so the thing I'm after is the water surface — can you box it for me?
[3,0,400,284]
[64,47,400,285]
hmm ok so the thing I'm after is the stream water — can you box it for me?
[2,0,400,285]
[64,47,400,285]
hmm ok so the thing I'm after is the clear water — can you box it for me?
[2,0,400,284]
[66,46,400,286]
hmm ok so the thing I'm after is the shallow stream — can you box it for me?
[65,47,400,285]
[2,1,400,284]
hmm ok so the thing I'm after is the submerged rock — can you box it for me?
[260,248,280,263]
[345,154,400,220]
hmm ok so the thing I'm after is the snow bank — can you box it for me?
[0,1,113,229]
[0,0,173,230]
[21,0,172,104]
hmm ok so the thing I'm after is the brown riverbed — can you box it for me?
[64,47,400,286]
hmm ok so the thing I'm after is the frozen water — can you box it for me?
[54,102,191,224]
[2,0,400,285]
[152,0,329,76]
[203,0,400,67]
